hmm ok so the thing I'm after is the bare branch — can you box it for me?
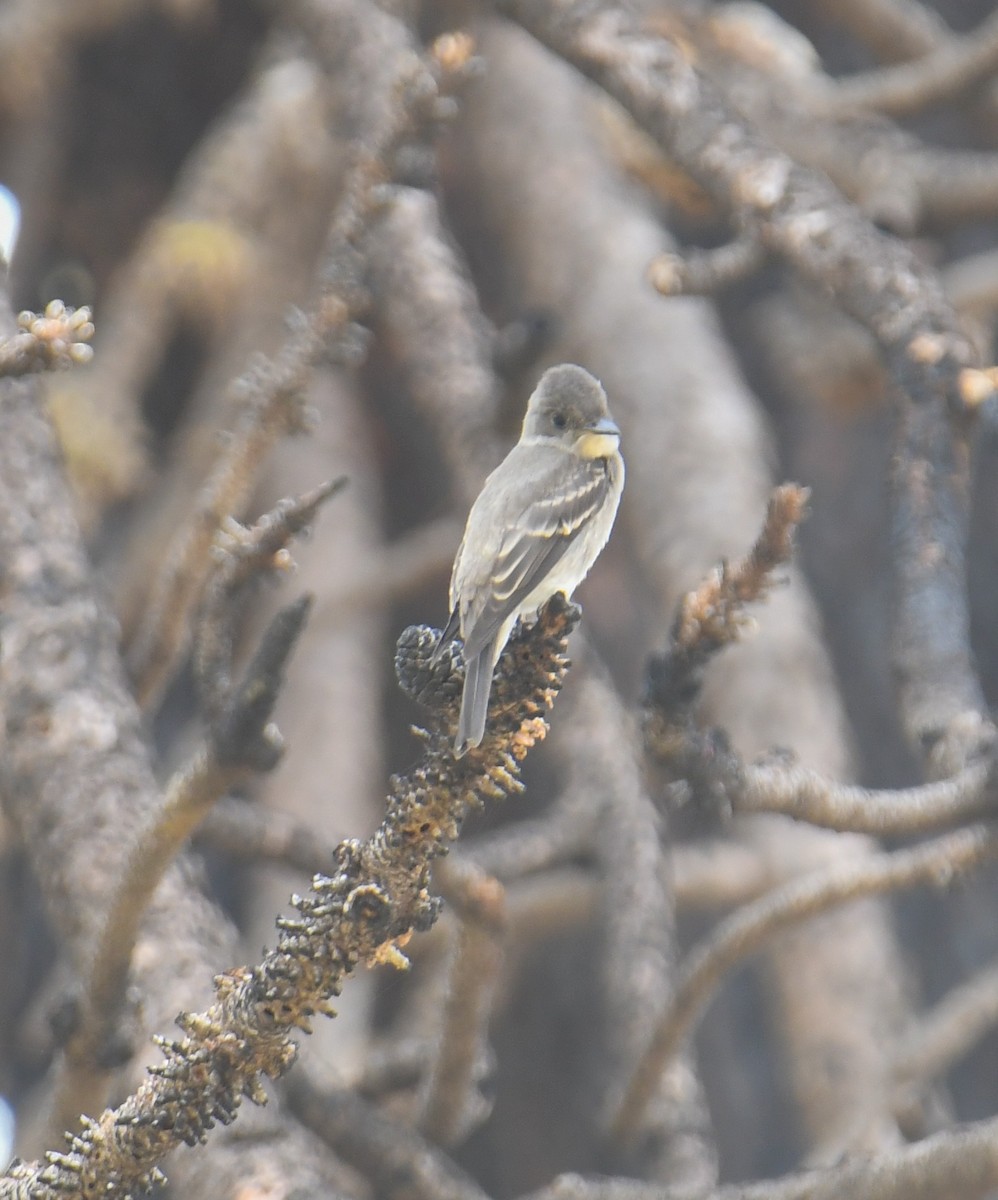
[523,1114,998,1200]
[287,1067,491,1200]
[195,797,339,877]
[648,236,765,298]
[824,10,998,118]
[417,859,505,1147]
[815,0,946,63]
[895,960,998,1091]
[733,756,995,835]
[608,823,998,1148]
[644,484,808,723]
[1,598,579,1196]
[192,479,344,725]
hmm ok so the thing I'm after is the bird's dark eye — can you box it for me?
[552,412,568,430]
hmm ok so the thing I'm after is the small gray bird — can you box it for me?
[437,363,624,755]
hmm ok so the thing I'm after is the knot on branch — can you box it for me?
[344,883,394,933]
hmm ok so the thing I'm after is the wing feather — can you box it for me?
[458,449,610,659]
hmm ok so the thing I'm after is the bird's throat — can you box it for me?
[576,431,620,460]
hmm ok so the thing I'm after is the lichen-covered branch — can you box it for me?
[0,598,578,1197]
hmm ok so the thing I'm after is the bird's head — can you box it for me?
[522,364,621,459]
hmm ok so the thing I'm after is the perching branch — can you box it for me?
[0,597,579,1197]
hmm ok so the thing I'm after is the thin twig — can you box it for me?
[733,756,995,835]
[195,796,339,877]
[193,478,345,724]
[648,236,765,298]
[895,960,998,1091]
[824,10,998,117]
[645,484,808,711]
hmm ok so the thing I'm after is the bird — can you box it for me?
[436,363,624,755]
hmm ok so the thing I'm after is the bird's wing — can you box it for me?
[459,450,611,659]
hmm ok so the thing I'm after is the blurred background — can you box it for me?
[3,0,998,1194]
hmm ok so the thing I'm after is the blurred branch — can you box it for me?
[49,489,327,1138]
[524,1114,998,1200]
[669,840,774,911]
[123,313,346,711]
[695,7,998,233]
[288,1066,491,1200]
[608,822,998,1149]
[315,514,462,622]
[0,598,579,1196]
[417,858,505,1147]
[648,236,765,298]
[895,959,998,1092]
[729,756,995,835]
[460,785,602,882]
[813,0,946,63]
[195,797,340,876]
[502,0,989,775]
[825,9,998,117]
[192,478,344,724]
[365,185,503,501]
[565,668,716,1185]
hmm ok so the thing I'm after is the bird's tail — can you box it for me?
[455,639,496,756]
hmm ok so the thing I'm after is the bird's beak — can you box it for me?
[576,416,621,459]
